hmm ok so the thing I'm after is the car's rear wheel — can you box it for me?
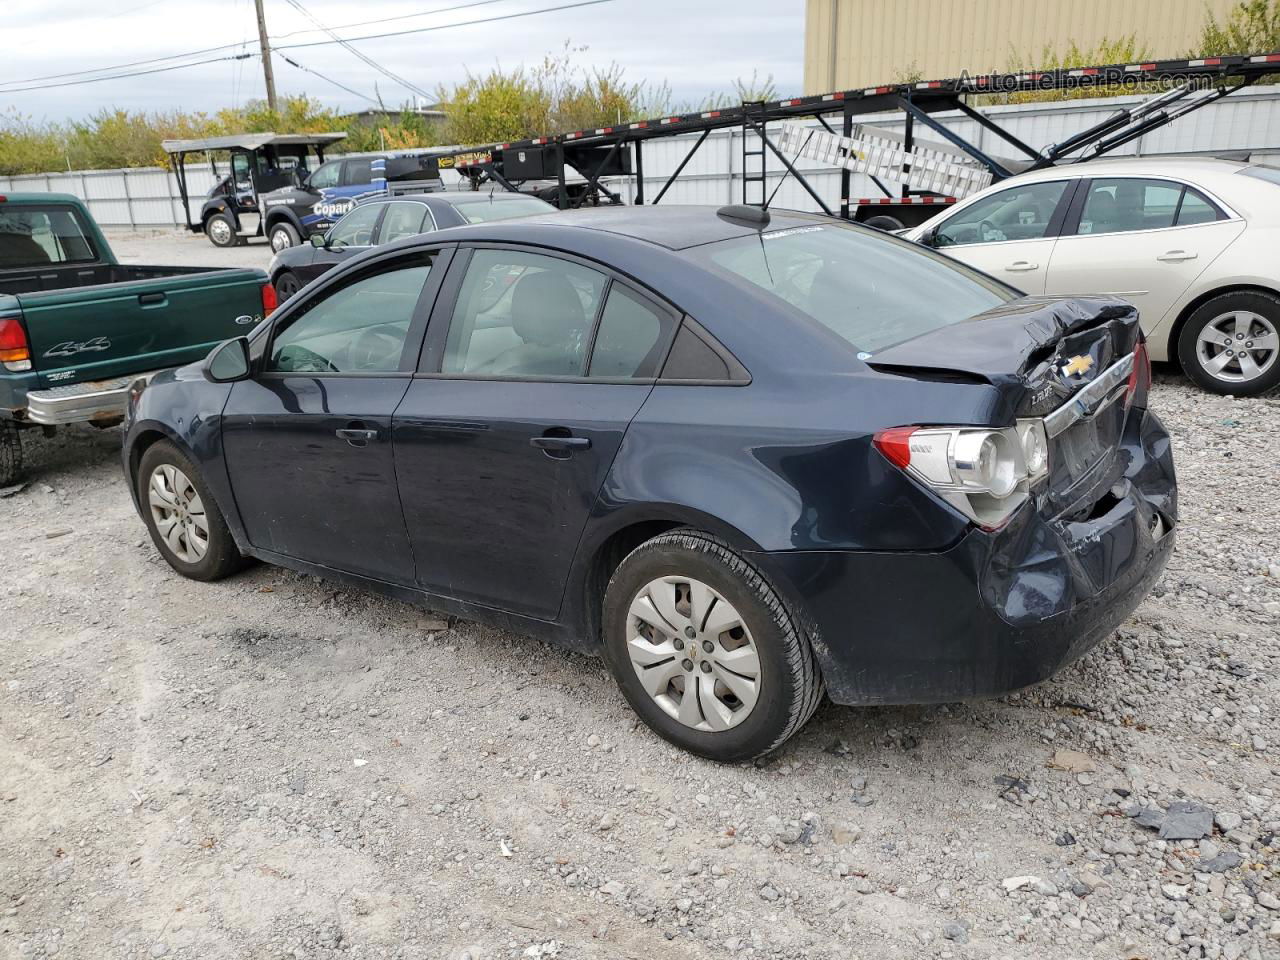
[269,221,300,253]
[274,270,302,301]
[137,441,243,581]
[205,213,238,248]
[601,530,823,761]
[1178,291,1280,396]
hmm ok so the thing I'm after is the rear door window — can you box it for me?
[378,202,430,244]
[1076,178,1182,235]
[587,284,676,379]
[441,249,607,377]
[0,205,97,267]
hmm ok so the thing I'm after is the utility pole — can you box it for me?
[254,0,279,113]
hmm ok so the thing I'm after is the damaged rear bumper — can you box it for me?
[753,407,1176,707]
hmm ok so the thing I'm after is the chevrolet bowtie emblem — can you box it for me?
[1062,355,1094,377]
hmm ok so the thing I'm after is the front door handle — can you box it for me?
[1157,249,1198,262]
[1005,260,1039,272]
[530,435,591,452]
[336,427,379,446]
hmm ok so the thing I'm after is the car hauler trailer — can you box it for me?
[432,52,1280,228]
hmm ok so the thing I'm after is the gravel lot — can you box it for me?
[3,230,1280,960]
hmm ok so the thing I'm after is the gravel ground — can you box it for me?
[2,231,1280,960]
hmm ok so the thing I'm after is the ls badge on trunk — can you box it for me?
[1060,355,1095,378]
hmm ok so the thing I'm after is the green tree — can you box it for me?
[1192,0,1280,56]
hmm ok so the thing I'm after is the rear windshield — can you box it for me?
[450,195,556,224]
[0,204,97,268]
[1240,165,1280,187]
[692,221,1014,355]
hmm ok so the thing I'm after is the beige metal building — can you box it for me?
[803,0,1241,93]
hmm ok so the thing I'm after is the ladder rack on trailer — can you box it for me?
[434,52,1280,227]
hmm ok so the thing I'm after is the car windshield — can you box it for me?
[693,221,1015,355]
[449,195,555,223]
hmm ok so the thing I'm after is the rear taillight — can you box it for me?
[1126,338,1151,409]
[0,314,31,371]
[873,420,1048,531]
[261,282,278,316]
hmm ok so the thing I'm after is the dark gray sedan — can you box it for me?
[267,191,556,299]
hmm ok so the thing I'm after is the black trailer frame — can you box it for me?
[434,52,1280,225]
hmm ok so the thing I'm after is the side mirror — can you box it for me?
[202,337,251,383]
[918,226,938,247]
[310,232,327,248]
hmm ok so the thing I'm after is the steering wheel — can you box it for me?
[276,344,337,374]
[978,219,1006,243]
[349,325,404,371]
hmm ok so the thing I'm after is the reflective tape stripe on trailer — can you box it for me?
[849,197,959,205]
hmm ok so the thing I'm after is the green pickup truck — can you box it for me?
[0,193,273,485]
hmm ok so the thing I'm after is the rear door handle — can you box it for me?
[1157,250,1198,262]
[138,292,167,306]
[1005,260,1039,272]
[336,427,379,446]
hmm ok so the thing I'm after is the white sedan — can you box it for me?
[905,157,1280,395]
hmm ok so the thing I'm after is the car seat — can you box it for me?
[475,271,589,376]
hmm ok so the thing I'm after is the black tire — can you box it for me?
[0,420,22,487]
[274,270,302,302]
[268,221,301,253]
[1177,290,1280,396]
[137,440,244,581]
[863,214,906,231]
[601,530,823,762]
[204,212,238,249]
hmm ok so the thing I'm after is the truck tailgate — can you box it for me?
[18,268,268,387]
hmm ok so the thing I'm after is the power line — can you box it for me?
[275,52,379,104]
[0,54,254,94]
[3,0,618,95]
[275,0,618,51]
[0,42,251,88]
[0,0,518,88]
[271,0,515,41]
[280,0,433,102]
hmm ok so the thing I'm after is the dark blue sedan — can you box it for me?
[122,205,1176,761]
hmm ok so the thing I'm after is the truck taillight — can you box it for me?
[0,314,31,371]
[261,282,278,316]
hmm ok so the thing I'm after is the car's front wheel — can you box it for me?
[268,221,301,253]
[602,530,823,761]
[205,213,238,248]
[137,440,243,581]
[1178,290,1280,396]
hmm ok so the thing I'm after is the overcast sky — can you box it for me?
[2,0,805,121]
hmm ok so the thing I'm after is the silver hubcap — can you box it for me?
[626,576,760,732]
[208,218,231,245]
[148,464,209,564]
[271,229,292,251]
[1197,311,1278,383]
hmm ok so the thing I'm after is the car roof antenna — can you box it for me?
[717,129,815,229]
